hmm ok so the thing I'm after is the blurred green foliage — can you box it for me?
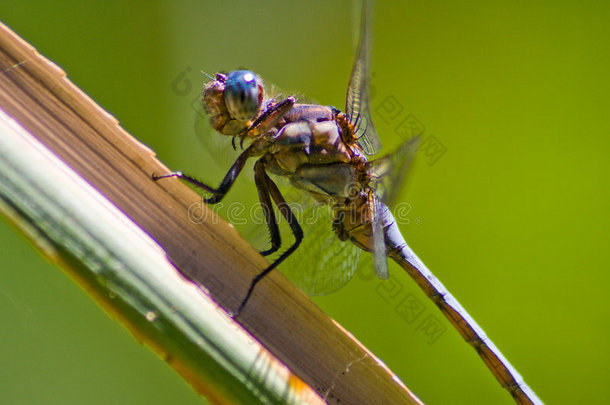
[1,1,609,404]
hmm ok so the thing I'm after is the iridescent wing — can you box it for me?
[345,0,381,156]
[243,186,361,296]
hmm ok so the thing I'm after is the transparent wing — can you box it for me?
[242,185,361,296]
[283,192,361,296]
[345,0,381,156]
[367,136,420,209]
[371,193,389,279]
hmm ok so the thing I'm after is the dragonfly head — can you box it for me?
[223,70,263,122]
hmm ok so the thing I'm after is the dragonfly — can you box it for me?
[154,1,542,404]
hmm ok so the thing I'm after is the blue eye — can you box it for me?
[224,70,262,121]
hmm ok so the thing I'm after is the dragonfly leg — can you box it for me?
[235,165,303,316]
[203,146,254,204]
[254,160,281,256]
[153,145,254,205]
[152,171,216,193]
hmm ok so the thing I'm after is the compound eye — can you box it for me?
[224,70,262,121]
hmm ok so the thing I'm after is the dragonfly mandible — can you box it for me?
[154,1,542,404]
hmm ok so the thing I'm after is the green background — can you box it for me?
[1,1,609,404]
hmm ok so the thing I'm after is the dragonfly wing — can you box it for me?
[242,185,361,296]
[345,0,381,156]
[371,194,389,279]
[282,188,361,296]
[367,135,420,209]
